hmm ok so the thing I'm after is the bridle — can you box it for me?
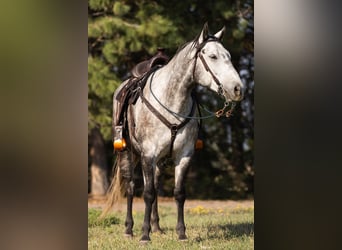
[193,36,225,99]
[198,54,225,97]
[192,35,235,118]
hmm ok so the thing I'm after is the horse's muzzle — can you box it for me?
[224,85,244,102]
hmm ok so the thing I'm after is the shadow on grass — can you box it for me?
[209,222,254,239]
[192,222,254,242]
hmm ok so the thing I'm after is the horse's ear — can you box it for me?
[214,26,226,41]
[198,22,209,44]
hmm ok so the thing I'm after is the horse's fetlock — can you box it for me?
[176,224,186,234]
[125,228,133,236]
[125,219,134,228]
[142,223,151,234]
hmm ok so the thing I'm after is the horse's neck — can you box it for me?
[149,47,195,113]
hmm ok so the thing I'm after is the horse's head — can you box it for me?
[193,23,244,102]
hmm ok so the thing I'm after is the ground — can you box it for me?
[88,196,254,249]
[88,196,254,212]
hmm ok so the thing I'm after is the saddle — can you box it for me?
[131,48,169,78]
[114,48,169,134]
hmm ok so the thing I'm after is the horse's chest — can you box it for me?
[136,120,196,153]
[132,102,198,156]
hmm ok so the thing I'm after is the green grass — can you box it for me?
[88,204,254,249]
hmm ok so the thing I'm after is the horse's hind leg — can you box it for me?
[140,157,156,242]
[174,156,191,240]
[120,151,138,237]
[151,166,163,233]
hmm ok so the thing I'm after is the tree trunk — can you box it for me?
[89,127,109,196]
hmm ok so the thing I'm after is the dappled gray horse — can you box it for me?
[105,23,244,242]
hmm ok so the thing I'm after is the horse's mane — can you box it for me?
[174,30,219,59]
[174,38,199,59]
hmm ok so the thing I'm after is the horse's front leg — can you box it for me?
[140,157,156,242]
[174,156,191,240]
[151,166,163,233]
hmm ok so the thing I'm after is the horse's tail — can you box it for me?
[100,153,126,218]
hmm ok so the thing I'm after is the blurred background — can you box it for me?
[88,0,254,200]
[3,0,342,249]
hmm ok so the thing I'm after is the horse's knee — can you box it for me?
[141,157,156,202]
[126,180,134,196]
[143,187,156,204]
[174,188,186,202]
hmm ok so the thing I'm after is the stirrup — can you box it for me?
[113,126,126,151]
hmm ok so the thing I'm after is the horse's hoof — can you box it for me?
[124,233,133,239]
[139,235,151,244]
[152,227,165,234]
[179,235,188,241]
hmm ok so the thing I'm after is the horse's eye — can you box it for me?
[209,54,217,60]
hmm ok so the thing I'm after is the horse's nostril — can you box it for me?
[234,85,240,94]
